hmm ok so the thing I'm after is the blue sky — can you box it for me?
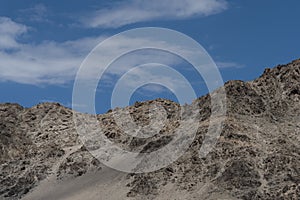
[0,0,300,113]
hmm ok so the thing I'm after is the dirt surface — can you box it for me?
[0,59,299,200]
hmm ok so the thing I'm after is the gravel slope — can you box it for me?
[0,59,299,200]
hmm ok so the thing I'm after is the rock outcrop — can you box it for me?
[0,59,299,200]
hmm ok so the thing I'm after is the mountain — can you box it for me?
[0,59,299,200]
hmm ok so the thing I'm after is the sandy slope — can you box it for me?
[1,59,300,200]
[22,166,128,200]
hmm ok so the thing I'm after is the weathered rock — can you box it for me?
[0,59,300,199]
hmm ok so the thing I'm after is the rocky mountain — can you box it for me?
[0,59,299,200]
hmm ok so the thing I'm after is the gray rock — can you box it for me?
[0,59,300,199]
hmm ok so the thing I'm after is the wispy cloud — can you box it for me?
[19,4,49,23]
[0,17,105,85]
[82,0,228,28]
[138,84,169,94]
[0,17,237,89]
[216,61,244,69]
[0,18,186,86]
[0,17,27,49]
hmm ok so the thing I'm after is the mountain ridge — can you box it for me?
[0,59,299,200]
[3,58,300,113]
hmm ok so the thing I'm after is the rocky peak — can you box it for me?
[1,59,300,200]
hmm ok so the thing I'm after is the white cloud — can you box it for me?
[0,17,106,84]
[0,18,185,85]
[138,84,169,94]
[216,61,244,69]
[0,17,238,89]
[18,4,49,23]
[82,0,228,28]
[0,36,109,84]
[0,17,27,49]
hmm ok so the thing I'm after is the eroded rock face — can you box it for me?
[0,59,300,200]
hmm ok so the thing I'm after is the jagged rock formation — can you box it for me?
[0,59,299,200]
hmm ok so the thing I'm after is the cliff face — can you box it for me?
[0,59,299,200]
